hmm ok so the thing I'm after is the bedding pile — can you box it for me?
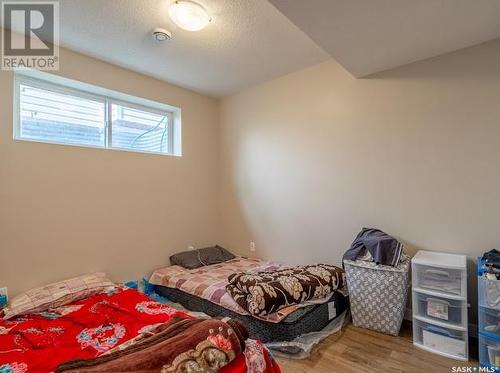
[149,251,349,344]
[56,315,247,372]
[0,286,279,373]
[226,264,345,317]
[149,257,301,322]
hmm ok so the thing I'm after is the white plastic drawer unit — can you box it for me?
[412,252,467,297]
[412,250,468,361]
[413,319,468,360]
[414,292,466,327]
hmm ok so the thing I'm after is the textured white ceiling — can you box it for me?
[269,0,500,78]
[57,0,329,97]
[57,0,500,96]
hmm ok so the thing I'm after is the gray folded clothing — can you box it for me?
[343,228,403,267]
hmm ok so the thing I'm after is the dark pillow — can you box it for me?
[169,245,235,269]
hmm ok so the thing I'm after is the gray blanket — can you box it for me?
[343,228,403,266]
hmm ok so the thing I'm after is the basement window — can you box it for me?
[14,71,181,156]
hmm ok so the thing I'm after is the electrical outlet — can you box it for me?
[249,241,256,252]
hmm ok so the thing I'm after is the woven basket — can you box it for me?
[344,256,410,336]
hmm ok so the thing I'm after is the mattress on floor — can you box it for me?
[154,285,348,343]
[149,257,298,323]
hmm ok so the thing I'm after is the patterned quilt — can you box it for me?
[149,257,310,323]
[226,264,346,317]
[0,287,279,373]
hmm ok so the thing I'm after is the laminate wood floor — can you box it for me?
[275,322,478,372]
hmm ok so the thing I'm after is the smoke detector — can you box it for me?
[152,28,172,42]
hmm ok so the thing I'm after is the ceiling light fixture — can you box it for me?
[168,1,211,32]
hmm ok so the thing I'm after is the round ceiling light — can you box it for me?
[168,1,211,32]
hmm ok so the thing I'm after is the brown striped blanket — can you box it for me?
[56,316,247,372]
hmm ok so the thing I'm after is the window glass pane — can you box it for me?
[19,84,106,147]
[111,103,169,153]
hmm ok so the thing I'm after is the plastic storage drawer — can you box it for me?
[480,334,500,369]
[413,319,467,359]
[413,264,464,296]
[414,292,465,326]
[479,276,500,310]
[480,307,500,337]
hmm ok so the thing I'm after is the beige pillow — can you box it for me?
[2,272,116,319]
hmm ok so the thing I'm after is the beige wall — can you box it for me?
[2,36,499,327]
[219,39,500,271]
[0,47,220,295]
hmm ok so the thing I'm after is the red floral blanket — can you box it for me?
[0,288,279,373]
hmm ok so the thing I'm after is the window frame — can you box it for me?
[14,73,178,156]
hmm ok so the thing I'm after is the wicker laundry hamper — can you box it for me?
[343,255,410,336]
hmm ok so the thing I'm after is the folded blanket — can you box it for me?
[56,315,247,373]
[226,264,345,317]
[343,228,404,266]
